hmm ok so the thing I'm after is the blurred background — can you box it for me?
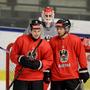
[0,0,90,28]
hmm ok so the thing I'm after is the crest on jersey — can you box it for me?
[45,35,52,41]
[59,49,68,62]
[27,49,37,60]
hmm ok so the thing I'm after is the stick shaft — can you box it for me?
[0,46,9,53]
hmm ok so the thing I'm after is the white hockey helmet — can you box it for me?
[41,6,55,27]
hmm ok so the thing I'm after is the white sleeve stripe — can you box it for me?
[43,70,50,72]
[79,70,88,73]
[18,55,24,62]
[38,60,42,70]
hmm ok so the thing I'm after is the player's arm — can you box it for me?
[75,38,89,83]
[40,41,53,71]
[10,36,23,65]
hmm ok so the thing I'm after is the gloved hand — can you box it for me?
[43,69,51,84]
[79,68,89,83]
[18,55,43,70]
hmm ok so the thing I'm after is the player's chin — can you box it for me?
[34,36,40,39]
[58,33,62,37]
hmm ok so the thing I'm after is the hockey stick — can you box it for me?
[79,80,84,90]
[75,80,84,90]
[0,46,9,53]
[8,39,42,90]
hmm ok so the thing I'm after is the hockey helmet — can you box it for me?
[30,20,41,30]
[56,18,71,29]
[41,6,55,25]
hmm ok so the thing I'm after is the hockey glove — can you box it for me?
[18,55,43,70]
[79,68,89,83]
[43,69,51,84]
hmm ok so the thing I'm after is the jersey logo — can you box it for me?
[45,35,52,41]
[59,49,68,62]
[27,49,37,60]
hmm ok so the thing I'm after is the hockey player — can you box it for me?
[24,6,57,90]
[40,6,57,41]
[10,19,53,90]
[50,18,89,90]
[40,6,57,90]
[82,37,90,52]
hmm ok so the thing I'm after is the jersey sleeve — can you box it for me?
[10,36,23,64]
[74,37,88,69]
[41,41,53,71]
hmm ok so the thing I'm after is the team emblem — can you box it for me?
[59,49,68,62]
[27,49,37,60]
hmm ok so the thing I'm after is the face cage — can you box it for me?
[41,10,55,24]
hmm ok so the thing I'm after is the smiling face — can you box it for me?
[30,20,42,39]
[31,28,41,39]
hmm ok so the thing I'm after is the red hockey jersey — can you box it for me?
[82,38,90,52]
[10,34,53,81]
[50,34,88,81]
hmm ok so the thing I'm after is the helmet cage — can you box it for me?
[41,7,55,27]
